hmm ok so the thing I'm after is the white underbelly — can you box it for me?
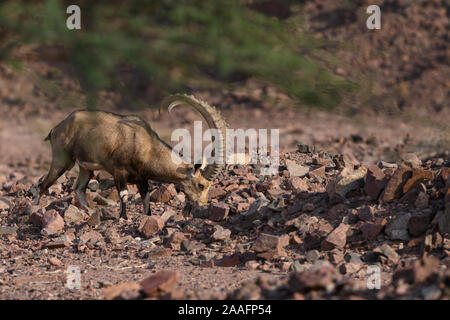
[77,160,105,171]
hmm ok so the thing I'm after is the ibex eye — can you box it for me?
[198,184,205,190]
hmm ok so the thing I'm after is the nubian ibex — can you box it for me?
[34,94,227,219]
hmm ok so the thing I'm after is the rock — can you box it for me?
[403,168,434,194]
[344,251,363,264]
[147,248,172,258]
[408,213,430,237]
[46,239,70,249]
[252,233,288,260]
[438,210,450,235]
[63,205,85,224]
[41,210,65,235]
[208,186,226,199]
[357,206,375,222]
[101,207,120,220]
[93,193,116,206]
[360,218,387,241]
[164,232,187,250]
[150,184,177,203]
[138,216,164,238]
[421,285,441,300]
[87,209,101,227]
[206,202,229,221]
[0,226,17,235]
[414,192,429,209]
[216,253,241,267]
[297,144,315,153]
[80,230,103,244]
[104,228,121,244]
[140,270,180,297]
[401,153,421,168]
[241,197,269,221]
[48,257,62,267]
[103,282,141,300]
[364,165,387,200]
[286,177,308,192]
[381,164,412,202]
[161,207,177,223]
[285,160,309,177]
[335,167,367,198]
[308,166,326,180]
[339,262,361,275]
[378,244,399,263]
[306,250,321,263]
[321,223,350,250]
[0,198,11,211]
[212,226,231,242]
[288,265,336,293]
[385,212,411,241]
[393,255,440,284]
[245,260,259,270]
[87,180,100,191]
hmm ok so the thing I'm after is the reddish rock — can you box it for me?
[216,253,241,267]
[321,223,350,250]
[286,176,308,192]
[206,202,229,221]
[403,168,434,194]
[308,166,326,179]
[381,164,412,202]
[208,187,226,199]
[140,270,180,297]
[164,231,187,250]
[252,233,287,260]
[364,165,387,200]
[147,248,172,258]
[138,215,165,238]
[103,282,141,300]
[41,210,65,234]
[360,218,387,241]
[150,184,177,203]
[79,230,103,244]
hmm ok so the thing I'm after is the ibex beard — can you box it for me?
[34,94,227,220]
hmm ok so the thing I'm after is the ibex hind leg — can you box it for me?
[75,166,94,209]
[35,154,74,205]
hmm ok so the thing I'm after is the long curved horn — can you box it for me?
[161,94,227,181]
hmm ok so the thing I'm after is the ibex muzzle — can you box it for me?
[34,94,227,219]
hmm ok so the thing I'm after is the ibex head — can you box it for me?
[161,94,227,216]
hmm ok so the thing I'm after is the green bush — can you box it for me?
[0,0,355,109]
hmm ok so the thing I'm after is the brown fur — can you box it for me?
[35,95,226,219]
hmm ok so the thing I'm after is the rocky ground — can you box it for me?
[0,142,448,299]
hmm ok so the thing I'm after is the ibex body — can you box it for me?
[35,94,227,219]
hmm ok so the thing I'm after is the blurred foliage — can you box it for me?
[0,0,355,109]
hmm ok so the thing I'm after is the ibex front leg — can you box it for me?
[138,181,151,216]
[114,171,129,220]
